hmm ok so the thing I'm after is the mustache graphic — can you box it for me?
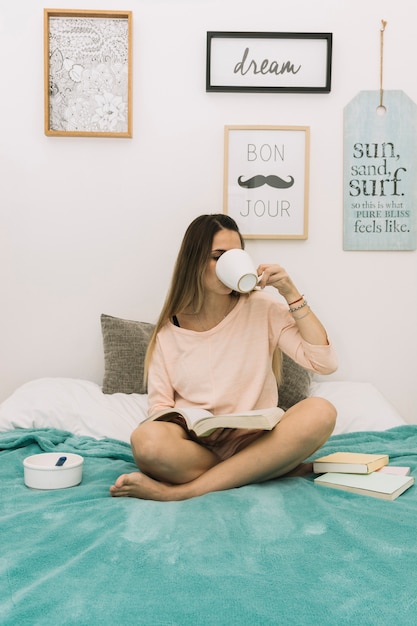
[237,174,295,189]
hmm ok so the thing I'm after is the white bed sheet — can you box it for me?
[0,377,406,443]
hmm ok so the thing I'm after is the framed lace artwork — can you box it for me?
[44,9,132,137]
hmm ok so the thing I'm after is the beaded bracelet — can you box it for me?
[289,299,308,313]
[292,308,311,321]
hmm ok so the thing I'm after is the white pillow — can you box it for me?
[0,377,406,442]
[309,380,405,435]
[0,378,149,443]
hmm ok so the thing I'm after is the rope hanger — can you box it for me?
[379,20,388,112]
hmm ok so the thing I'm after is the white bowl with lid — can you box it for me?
[23,453,84,490]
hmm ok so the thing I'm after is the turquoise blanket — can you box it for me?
[1,426,417,626]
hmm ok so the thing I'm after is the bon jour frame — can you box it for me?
[44,9,132,137]
[207,32,332,93]
[224,125,310,239]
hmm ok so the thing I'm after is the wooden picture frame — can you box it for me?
[44,9,132,137]
[207,32,332,93]
[224,125,310,239]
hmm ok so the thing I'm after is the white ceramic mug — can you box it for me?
[215,249,259,293]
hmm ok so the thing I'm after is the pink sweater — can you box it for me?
[147,290,337,417]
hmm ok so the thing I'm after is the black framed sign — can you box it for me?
[206,32,332,93]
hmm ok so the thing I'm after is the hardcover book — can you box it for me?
[313,452,389,474]
[314,471,414,501]
[377,466,410,476]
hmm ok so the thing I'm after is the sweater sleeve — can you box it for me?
[147,336,176,417]
[276,310,338,374]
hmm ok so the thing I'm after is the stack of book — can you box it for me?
[313,452,414,501]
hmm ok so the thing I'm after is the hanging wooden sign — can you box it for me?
[343,90,417,250]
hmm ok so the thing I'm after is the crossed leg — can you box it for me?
[109,397,336,501]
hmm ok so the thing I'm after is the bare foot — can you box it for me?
[109,463,314,502]
[109,472,182,501]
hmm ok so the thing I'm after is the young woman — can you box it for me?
[110,214,338,501]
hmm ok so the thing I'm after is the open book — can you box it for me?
[147,406,285,437]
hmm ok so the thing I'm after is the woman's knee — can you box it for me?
[131,421,189,465]
[307,397,337,434]
[284,396,337,436]
[130,422,166,465]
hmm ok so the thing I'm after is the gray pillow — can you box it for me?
[278,353,312,411]
[101,314,311,407]
[101,314,154,395]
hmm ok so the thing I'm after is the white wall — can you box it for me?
[1,0,416,422]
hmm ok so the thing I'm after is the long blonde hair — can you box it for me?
[144,213,282,386]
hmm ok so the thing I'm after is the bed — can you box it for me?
[0,315,416,626]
